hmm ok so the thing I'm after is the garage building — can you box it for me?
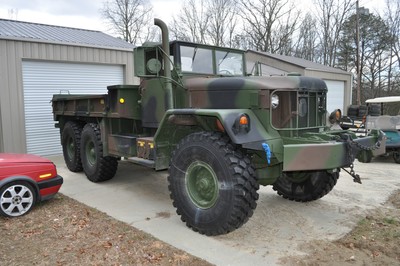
[0,19,135,156]
[246,50,352,114]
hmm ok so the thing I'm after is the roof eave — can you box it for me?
[304,67,351,76]
[247,50,350,76]
[0,35,134,52]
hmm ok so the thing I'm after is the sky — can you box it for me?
[0,0,386,35]
[0,0,180,33]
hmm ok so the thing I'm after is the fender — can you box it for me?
[154,109,284,168]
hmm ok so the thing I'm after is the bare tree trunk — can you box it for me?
[169,0,209,44]
[101,0,154,45]
[384,0,400,94]
[240,0,300,54]
[314,0,353,66]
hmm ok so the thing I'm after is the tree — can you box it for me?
[293,13,319,61]
[206,0,239,47]
[170,0,239,47]
[169,0,209,44]
[383,0,400,95]
[362,18,392,99]
[101,0,154,45]
[239,0,300,54]
[338,12,393,101]
[313,0,353,66]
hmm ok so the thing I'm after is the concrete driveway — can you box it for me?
[52,155,400,266]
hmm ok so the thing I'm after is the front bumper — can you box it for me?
[282,131,385,172]
[38,175,63,201]
[283,142,350,171]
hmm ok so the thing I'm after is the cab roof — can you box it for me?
[366,96,400,103]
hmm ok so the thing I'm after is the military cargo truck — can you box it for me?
[52,19,384,236]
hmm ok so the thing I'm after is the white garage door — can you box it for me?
[324,80,345,113]
[22,61,124,156]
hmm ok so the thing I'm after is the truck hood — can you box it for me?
[184,76,328,92]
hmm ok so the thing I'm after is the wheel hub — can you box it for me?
[67,138,75,158]
[12,195,22,205]
[186,161,219,209]
[86,141,96,166]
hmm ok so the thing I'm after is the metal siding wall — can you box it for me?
[22,61,123,156]
[0,40,26,153]
[0,40,6,153]
[0,101,3,152]
[0,39,135,154]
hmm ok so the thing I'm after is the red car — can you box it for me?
[0,153,63,217]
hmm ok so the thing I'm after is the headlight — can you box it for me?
[329,109,342,124]
[271,94,279,109]
[298,98,308,117]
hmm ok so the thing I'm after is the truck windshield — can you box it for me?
[180,46,213,74]
[216,51,243,75]
[179,45,244,76]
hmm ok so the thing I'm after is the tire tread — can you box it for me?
[81,123,118,182]
[168,131,259,236]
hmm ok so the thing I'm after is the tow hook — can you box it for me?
[342,166,362,184]
[341,134,362,184]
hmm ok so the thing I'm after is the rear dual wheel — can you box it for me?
[80,123,118,182]
[61,121,83,172]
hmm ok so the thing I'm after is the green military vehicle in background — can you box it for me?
[52,19,384,236]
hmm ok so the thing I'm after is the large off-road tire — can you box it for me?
[0,181,36,217]
[80,123,118,182]
[272,170,339,202]
[358,105,367,117]
[168,132,259,236]
[61,121,83,172]
[393,149,400,164]
[347,105,359,118]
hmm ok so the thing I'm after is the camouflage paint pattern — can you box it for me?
[283,143,349,171]
[52,32,385,185]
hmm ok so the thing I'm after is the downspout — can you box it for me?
[154,18,174,109]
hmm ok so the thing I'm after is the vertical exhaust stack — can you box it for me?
[154,18,173,110]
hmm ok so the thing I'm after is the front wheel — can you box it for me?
[80,123,118,182]
[0,181,36,217]
[272,170,339,202]
[168,132,259,236]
